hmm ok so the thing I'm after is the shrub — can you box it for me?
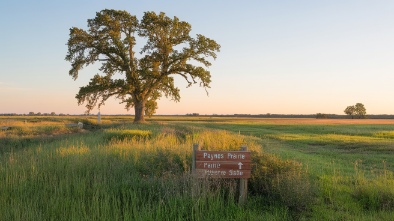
[249,151,316,213]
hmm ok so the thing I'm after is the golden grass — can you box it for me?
[0,120,62,127]
[56,145,90,157]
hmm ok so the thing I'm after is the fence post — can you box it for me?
[192,144,200,173]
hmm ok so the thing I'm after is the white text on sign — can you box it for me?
[201,152,248,161]
[203,152,224,160]
[203,162,221,169]
[203,169,245,176]
[227,153,245,160]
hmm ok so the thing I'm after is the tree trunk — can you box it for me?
[134,101,146,123]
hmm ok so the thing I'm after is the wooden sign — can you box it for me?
[192,145,251,205]
[194,150,251,178]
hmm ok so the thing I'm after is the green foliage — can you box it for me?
[345,103,367,119]
[65,10,220,123]
[355,103,367,118]
[250,151,316,214]
[344,105,356,118]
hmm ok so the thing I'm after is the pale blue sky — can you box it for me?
[1,1,394,115]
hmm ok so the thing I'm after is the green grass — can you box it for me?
[1,119,298,220]
[1,116,394,220]
[193,120,394,220]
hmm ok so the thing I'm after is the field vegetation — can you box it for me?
[1,116,393,220]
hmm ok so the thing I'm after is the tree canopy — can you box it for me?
[65,10,220,123]
[344,105,356,118]
[344,103,366,119]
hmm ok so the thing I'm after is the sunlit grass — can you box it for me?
[1,116,394,220]
[1,122,304,220]
[56,145,90,157]
[373,130,394,139]
[265,133,394,147]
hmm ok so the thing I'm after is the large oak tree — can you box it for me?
[66,10,220,123]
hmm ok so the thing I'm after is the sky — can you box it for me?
[1,0,394,115]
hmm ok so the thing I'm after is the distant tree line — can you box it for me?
[316,113,329,119]
[186,113,200,116]
[28,112,57,116]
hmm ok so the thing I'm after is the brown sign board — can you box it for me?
[195,150,251,179]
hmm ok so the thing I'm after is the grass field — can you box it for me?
[1,116,393,220]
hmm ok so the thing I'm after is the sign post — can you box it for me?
[239,145,248,205]
[192,144,251,205]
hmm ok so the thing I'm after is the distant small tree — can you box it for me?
[354,103,367,118]
[344,103,366,119]
[344,106,356,119]
[29,112,35,116]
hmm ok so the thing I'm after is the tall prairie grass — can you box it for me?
[2,116,394,220]
[0,121,305,220]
